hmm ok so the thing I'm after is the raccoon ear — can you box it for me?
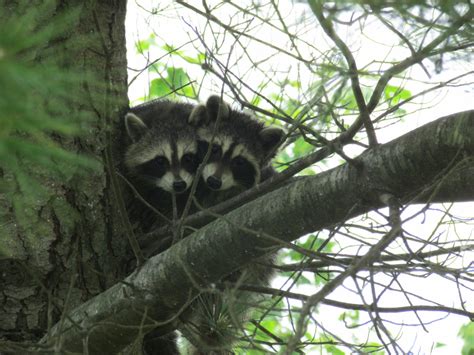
[189,105,209,126]
[206,95,230,121]
[259,126,285,152]
[125,112,148,141]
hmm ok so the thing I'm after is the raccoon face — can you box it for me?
[190,96,285,192]
[198,137,260,191]
[124,112,199,194]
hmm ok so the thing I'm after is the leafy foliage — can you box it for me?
[133,37,202,102]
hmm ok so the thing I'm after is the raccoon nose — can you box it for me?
[206,176,222,190]
[173,180,187,193]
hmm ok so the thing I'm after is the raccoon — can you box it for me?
[123,97,285,354]
[176,96,285,354]
[122,99,201,235]
[189,95,285,198]
[123,100,203,355]
[124,100,200,195]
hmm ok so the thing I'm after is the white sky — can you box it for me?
[125,2,474,354]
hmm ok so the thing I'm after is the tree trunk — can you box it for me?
[0,0,129,345]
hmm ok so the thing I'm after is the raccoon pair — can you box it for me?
[124,95,284,233]
[123,95,285,354]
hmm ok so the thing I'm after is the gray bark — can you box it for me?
[42,110,474,353]
[0,0,129,346]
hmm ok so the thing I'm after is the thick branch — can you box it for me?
[43,110,474,353]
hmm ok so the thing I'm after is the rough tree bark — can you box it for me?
[0,0,129,347]
[43,110,474,354]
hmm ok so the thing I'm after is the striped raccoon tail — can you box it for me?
[178,290,248,355]
[178,256,276,354]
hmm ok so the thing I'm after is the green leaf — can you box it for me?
[162,43,176,53]
[167,67,187,88]
[298,274,311,285]
[149,78,171,98]
[197,52,206,63]
[364,342,384,354]
[325,344,345,355]
[164,44,205,65]
[136,34,156,54]
[164,67,195,98]
[384,85,412,106]
[288,248,303,262]
[148,62,165,74]
[292,137,315,158]
[250,95,262,106]
[459,322,474,355]
[179,53,204,64]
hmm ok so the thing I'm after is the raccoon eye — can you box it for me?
[232,156,246,166]
[153,156,168,166]
[211,144,221,156]
[181,153,195,164]
[138,155,169,178]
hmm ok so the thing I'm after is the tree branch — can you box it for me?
[42,110,474,353]
[234,284,474,318]
[309,0,378,146]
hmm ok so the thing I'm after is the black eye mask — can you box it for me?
[137,156,169,178]
[181,153,199,173]
[231,156,257,188]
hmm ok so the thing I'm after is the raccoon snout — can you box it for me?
[206,176,222,190]
[172,180,187,193]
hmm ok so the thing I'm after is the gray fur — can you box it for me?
[122,99,202,250]
[203,95,284,168]
[125,112,148,142]
[190,95,285,192]
[124,100,199,193]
